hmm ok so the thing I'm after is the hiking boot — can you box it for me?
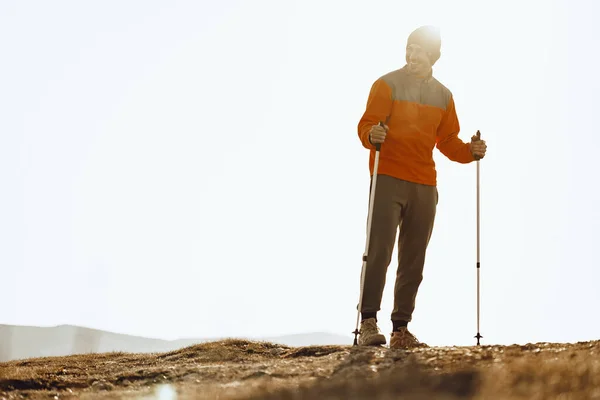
[390,327,428,349]
[358,318,386,346]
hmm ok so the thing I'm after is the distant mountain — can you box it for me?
[0,324,352,362]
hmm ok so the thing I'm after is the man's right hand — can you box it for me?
[369,123,388,144]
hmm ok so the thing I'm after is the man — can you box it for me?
[356,25,487,349]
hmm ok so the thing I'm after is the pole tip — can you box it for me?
[353,329,360,346]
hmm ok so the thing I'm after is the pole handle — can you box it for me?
[474,130,482,161]
[375,121,386,152]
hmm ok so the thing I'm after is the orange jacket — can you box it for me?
[358,65,475,186]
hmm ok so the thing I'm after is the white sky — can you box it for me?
[1,0,598,347]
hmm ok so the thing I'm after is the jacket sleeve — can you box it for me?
[357,79,393,150]
[436,95,475,163]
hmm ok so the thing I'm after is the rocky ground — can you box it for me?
[1,338,599,399]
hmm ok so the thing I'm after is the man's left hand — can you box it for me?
[470,134,487,160]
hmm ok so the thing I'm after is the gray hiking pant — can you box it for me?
[360,174,438,323]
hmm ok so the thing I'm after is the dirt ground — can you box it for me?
[1,338,599,399]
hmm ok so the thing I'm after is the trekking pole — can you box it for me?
[353,121,385,346]
[474,130,483,346]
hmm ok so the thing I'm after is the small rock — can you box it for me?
[243,371,271,380]
[91,380,114,391]
[221,381,242,388]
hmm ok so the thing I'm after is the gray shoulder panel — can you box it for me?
[379,68,405,101]
[379,68,452,110]
[430,77,453,109]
